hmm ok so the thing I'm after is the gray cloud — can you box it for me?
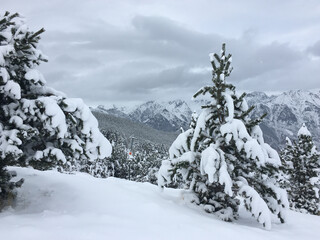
[307,40,320,57]
[3,0,320,107]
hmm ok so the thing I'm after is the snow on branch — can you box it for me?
[298,123,311,137]
[169,129,194,158]
[200,145,233,195]
[237,180,272,230]
[191,109,212,151]
[222,92,234,122]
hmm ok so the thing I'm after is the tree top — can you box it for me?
[297,123,311,137]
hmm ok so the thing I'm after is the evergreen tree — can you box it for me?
[278,137,294,192]
[98,130,130,179]
[281,124,320,215]
[158,43,288,229]
[133,142,165,184]
[0,12,111,209]
[98,129,166,184]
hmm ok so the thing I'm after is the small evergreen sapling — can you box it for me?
[158,44,288,229]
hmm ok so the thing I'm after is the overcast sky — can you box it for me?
[3,0,320,107]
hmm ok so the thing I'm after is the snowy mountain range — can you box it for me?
[96,100,193,132]
[95,89,320,149]
[246,90,320,149]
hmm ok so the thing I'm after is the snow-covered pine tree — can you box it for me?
[278,137,294,192]
[281,124,320,215]
[158,43,288,229]
[0,12,112,209]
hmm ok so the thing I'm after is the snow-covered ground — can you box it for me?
[1,167,319,240]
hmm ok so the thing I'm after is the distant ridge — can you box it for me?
[94,89,320,150]
[92,110,178,147]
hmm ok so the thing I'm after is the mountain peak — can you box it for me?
[246,89,320,149]
[247,91,269,98]
[168,99,186,107]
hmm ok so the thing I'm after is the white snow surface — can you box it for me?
[1,167,319,240]
[3,80,21,99]
[25,69,46,85]
[169,129,193,158]
[285,137,293,146]
[237,181,272,230]
[297,123,311,136]
[223,92,234,121]
[200,145,232,196]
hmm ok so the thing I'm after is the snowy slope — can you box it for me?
[1,167,319,240]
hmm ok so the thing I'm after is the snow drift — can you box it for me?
[0,167,319,240]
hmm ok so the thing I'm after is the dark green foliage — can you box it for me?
[281,127,320,215]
